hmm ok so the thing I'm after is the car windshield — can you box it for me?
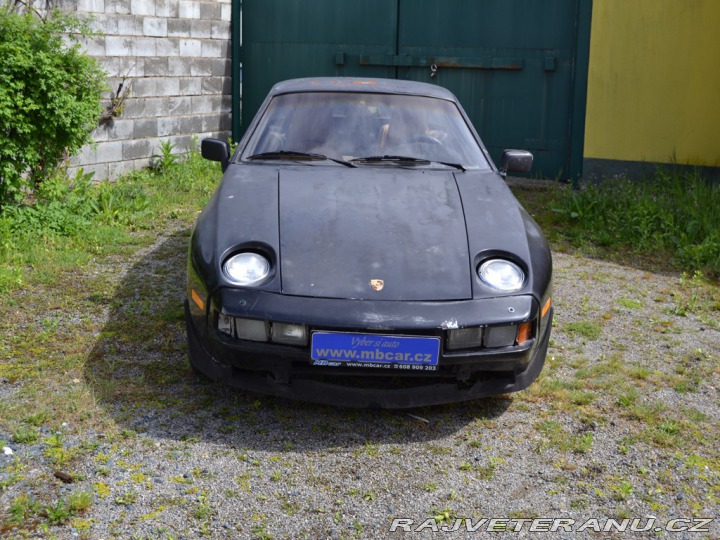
[241,91,491,169]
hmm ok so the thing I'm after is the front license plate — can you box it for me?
[311,332,439,371]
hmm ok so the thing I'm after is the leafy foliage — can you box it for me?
[0,8,107,208]
[0,145,220,293]
[150,140,180,173]
[551,169,720,276]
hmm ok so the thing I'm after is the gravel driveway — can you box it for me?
[1,227,718,539]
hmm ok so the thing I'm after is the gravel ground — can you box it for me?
[1,228,719,539]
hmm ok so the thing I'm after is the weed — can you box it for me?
[67,491,94,513]
[615,507,633,520]
[0,10,106,207]
[624,400,665,423]
[627,365,651,380]
[130,472,147,484]
[44,445,77,468]
[282,440,295,451]
[8,493,42,525]
[658,420,681,435]
[193,493,214,520]
[536,421,594,454]
[477,458,500,480]
[616,389,639,408]
[616,298,644,309]
[566,321,602,340]
[427,444,452,456]
[362,442,379,457]
[508,510,539,520]
[114,490,138,505]
[11,425,38,444]
[0,265,23,293]
[151,140,180,173]
[250,522,273,540]
[549,169,720,276]
[568,390,595,406]
[610,479,634,501]
[431,508,457,524]
[670,272,720,327]
[93,482,111,498]
[44,500,72,524]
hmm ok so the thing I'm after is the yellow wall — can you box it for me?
[584,0,720,167]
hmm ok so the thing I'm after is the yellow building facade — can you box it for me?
[583,0,720,178]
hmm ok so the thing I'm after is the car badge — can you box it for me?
[370,279,384,292]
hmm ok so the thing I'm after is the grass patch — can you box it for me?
[565,321,602,340]
[0,147,223,536]
[616,298,644,309]
[513,168,720,277]
[536,420,594,454]
[0,146,221,441]
[0,144,219,296]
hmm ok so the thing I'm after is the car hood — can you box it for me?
[279,168,471,301]
[196,165,541,301]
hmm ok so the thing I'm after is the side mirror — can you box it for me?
[500,150,533,174]
[201,138,231,172]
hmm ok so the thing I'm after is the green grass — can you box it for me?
[535,420,594,454]
[0,146,221,448]
[0,145,219,296]
[565,321,603,340]
[515,168,720,277]
[616,298,644,309]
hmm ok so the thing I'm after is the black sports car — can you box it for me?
[186,77,553,408]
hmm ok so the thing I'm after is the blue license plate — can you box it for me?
[311,332,439,370]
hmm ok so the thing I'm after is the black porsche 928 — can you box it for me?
[185,77,553,408]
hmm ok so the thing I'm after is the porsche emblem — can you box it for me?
[370,279,384,292]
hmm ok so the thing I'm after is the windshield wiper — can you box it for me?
[352,155,429,164]
[351,155,465,171]
[246,150,356,168]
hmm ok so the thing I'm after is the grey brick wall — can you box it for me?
[56,0,234,180]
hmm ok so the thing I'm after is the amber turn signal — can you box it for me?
[191,289,205,311]
[517,322,532,345]
[541,298,551,318]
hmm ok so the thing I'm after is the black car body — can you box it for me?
[186,77,553,408]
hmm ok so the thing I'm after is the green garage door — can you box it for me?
[239,0,591,178]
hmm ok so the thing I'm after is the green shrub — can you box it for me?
[0,8,107,208]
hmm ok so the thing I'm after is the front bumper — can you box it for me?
[185,290,553,408]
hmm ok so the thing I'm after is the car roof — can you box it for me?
[269,77,459,101]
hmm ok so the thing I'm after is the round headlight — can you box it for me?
[478,259,525,291]
[223,252,270,286]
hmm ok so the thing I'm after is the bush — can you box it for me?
[0,8,107,208]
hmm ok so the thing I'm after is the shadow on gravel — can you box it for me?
[85,230,510,452]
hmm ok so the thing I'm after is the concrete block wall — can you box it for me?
[54,0,234,180]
